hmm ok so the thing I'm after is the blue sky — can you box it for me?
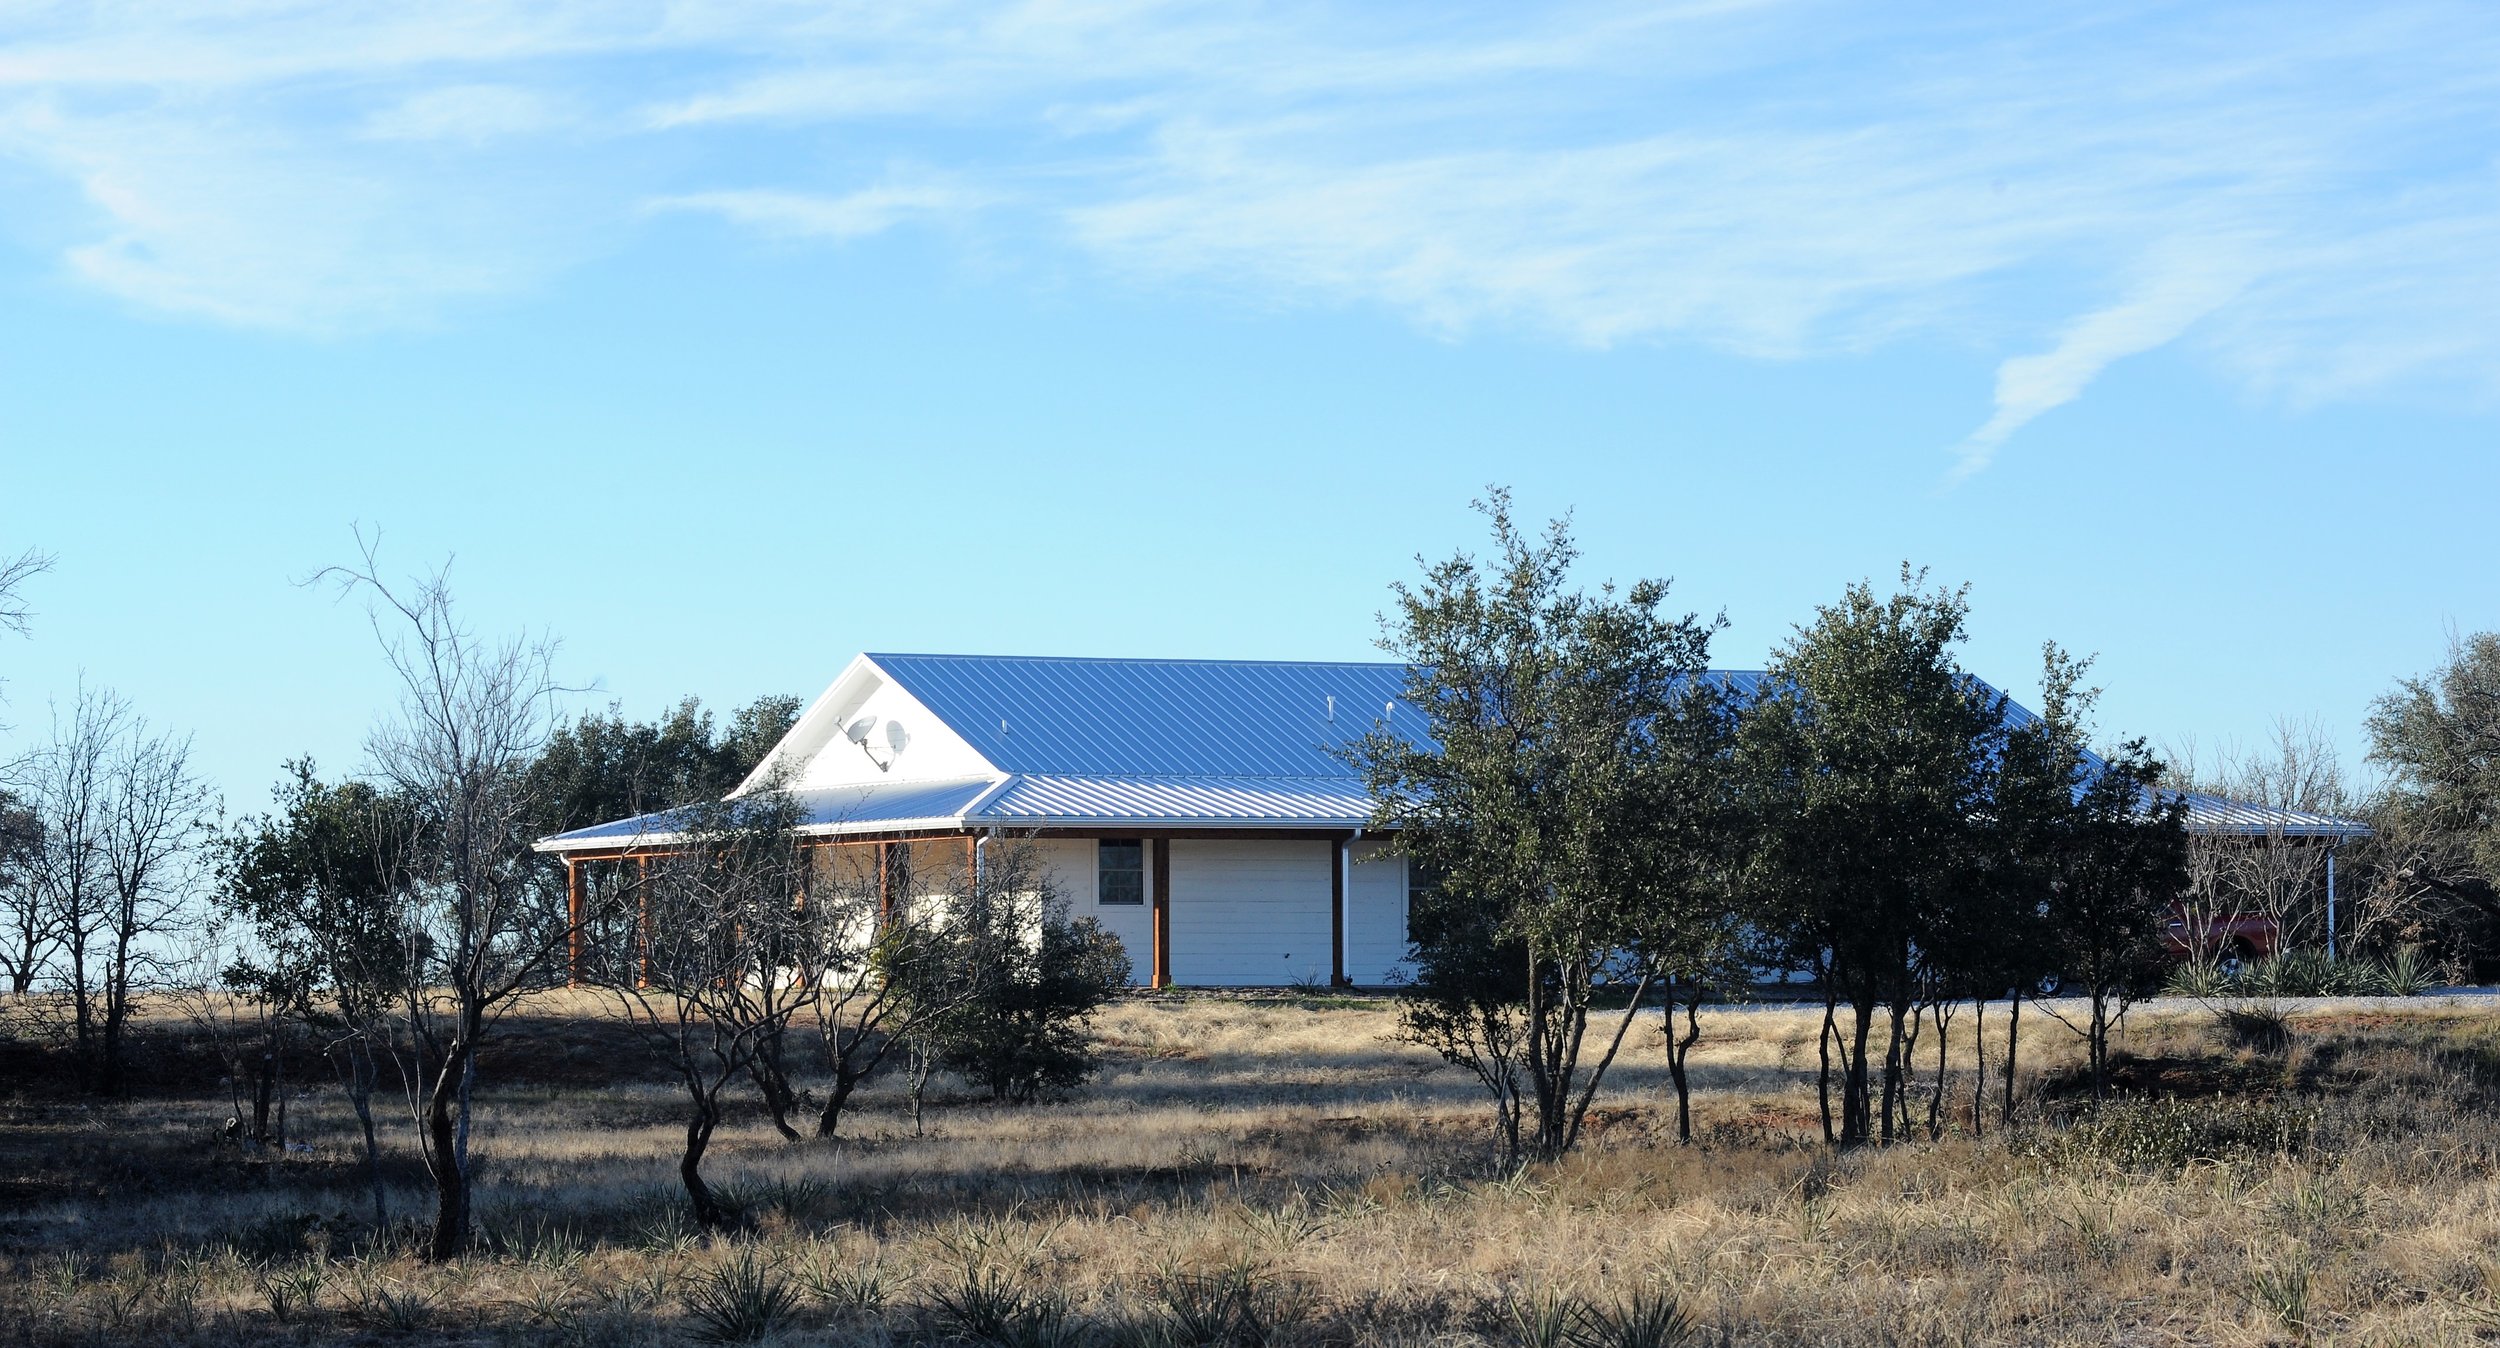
[2,0,2495,810]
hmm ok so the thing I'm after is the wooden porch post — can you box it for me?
[877,841,894,928]
[565,858,585,988]
[1331,836,1347,987]
[635,854,652,990]
[1151,837,1172,989]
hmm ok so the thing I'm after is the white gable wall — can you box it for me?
[784,663,999,792]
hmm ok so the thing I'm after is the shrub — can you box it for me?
[932,914,1133,1105]
[2026,1097,2320,1172]
[2214,1003,2293,1056]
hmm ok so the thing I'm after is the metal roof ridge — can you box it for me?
[1005,775,1370,785]
[865,651,1411,670]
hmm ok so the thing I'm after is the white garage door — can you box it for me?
[1167,840,1333,986]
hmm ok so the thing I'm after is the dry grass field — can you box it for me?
[8,991,2500,1346]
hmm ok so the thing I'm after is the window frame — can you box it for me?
[1096,837,1146,906]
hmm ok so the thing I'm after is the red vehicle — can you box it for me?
[2162,903,2281,971]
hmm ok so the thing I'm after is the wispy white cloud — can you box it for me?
[362,84,565,143]
[1950,246,2260,481]
[0,1,2495,463]
[648,182,990,240]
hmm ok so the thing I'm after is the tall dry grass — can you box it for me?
[7,992,2500,1345]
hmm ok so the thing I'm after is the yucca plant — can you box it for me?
[1580,1285,1695,1348]
[2381,944,2436,996]
[1506,1287,1590,1348]
[683,1249,802,1344]
[799,1253,891,1321]
[2165,956,2231,998]
[1155,1266,1252,1346]
[2215,1002,2293,1056]
[350,1277,436,1332]
[927,1265,1044,1343]
[2247,1247,2313,1342]
[254,1258,326,1323]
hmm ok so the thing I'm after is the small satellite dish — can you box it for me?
[884,720,908,753]
[844,716,876,746]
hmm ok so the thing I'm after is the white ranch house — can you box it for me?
[536,651,2371,988]
[537,652,1427,988]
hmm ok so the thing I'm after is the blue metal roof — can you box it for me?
[867,653,1434,778]
[2165,790,2372,841]
[534,654,2369,846]
[979,773,1377,828]
[539,777,997,850]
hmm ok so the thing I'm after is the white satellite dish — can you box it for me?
[846,715,896,771]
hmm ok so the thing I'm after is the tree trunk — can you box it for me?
[1666,995,1701,1143]
[1843,1000,1875,1145]
[749,1046,802,1142]
[815,1060,871,1139]
[2080,985,2100,1100]
[1926,1001,1951,1141]
[683,1096,725,1230]
[251,1051,277,1145]
[1884,1001,1916,1143]
[424,1041,472,1262]
[1816,984,1838,1145]
[347,1040,388,1233]
[1969,998,1987,1140]
[2000,994,2022,1127]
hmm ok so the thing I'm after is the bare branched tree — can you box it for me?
[0,547,55,1003]
[612,786,819,1229]
[2167,720,2352,958]
[317,535,581,1260]
[800,839,983,1140]
[24,686,125,1082]
[18,686,214,1089]
[94,717,216,1094]
[0,547,51,644]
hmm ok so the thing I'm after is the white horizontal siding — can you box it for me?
[1168,839,1332,987]
[1038,837,1154,986]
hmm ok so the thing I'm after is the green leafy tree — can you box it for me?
[2006,650,2188,1101]
[525,694,799,836]
[1620,678,1749,1145]
[2368,633,2500,965]
[0,790,46,994]
[920,841,1130,1105]
[220,760,415,1228]
[1348,489,1723,1165]
[1739,569,2011,1145]
[524,694,798,989]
